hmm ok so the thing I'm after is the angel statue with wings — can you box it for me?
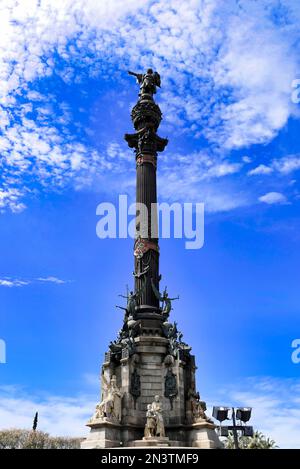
[151,279,179,320]
[118,278,146,319]
[128,68,161,97]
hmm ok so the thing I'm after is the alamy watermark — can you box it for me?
[0,338,6,364]
[291,79,300,104]
[96,195,204,250]
[291,339,300,364]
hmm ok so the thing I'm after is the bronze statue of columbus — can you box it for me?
[128,68,161,97]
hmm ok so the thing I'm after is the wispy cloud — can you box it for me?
[0,279,30,288]
[0,385,92,437]
[258,191,288,205]
[36,277,69,285]
[157,150,248,212]
[274,155,300,175]
[249,155,300,177]
[0,189,26,214]
[0,276,69,288]
[248,164,274,176]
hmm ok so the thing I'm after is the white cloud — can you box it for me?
[210,8,297,149]
[242,156,252,163]
[249,155,300,177]
[205,161,242,178]
[248,164,274,176]
[0,386,92,437]
[0,189,26,213]
[0,279,29,288]
[157,151,247,212]
[274,155,300,175]
[0,276,68,287]
[258,191,287,205]
[37,277,69,285]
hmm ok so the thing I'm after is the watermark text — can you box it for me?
[291,339,300,364]
[0,339,6,364]
[291,79,300,104]
[96,195,204,250]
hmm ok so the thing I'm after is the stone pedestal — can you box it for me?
[131,436,171,447]
[188,421,223,449]
[81,420,121,449]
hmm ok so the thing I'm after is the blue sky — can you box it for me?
[0,0,300,447]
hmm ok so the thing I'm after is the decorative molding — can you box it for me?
[136,153,157,168]
[164,368,178,410]
[131,99,162,131]
[130,369,141,409]
[134,237,159,259]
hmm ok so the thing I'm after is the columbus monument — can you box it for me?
[81,69,222,448]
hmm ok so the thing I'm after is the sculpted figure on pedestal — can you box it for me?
[144,404,156,438]
[187,389,213,424]
[128,69,161,97]
[118,279,146,319]
[144,395,165,438]
[92,375,122,423]
[152,395,165,437]
[151,279,179,320]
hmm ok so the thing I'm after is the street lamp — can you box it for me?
[212,406,253,449]
[236,407,252,423]
[212,406,231,423]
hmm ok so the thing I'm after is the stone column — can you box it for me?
[125,87,168,316]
